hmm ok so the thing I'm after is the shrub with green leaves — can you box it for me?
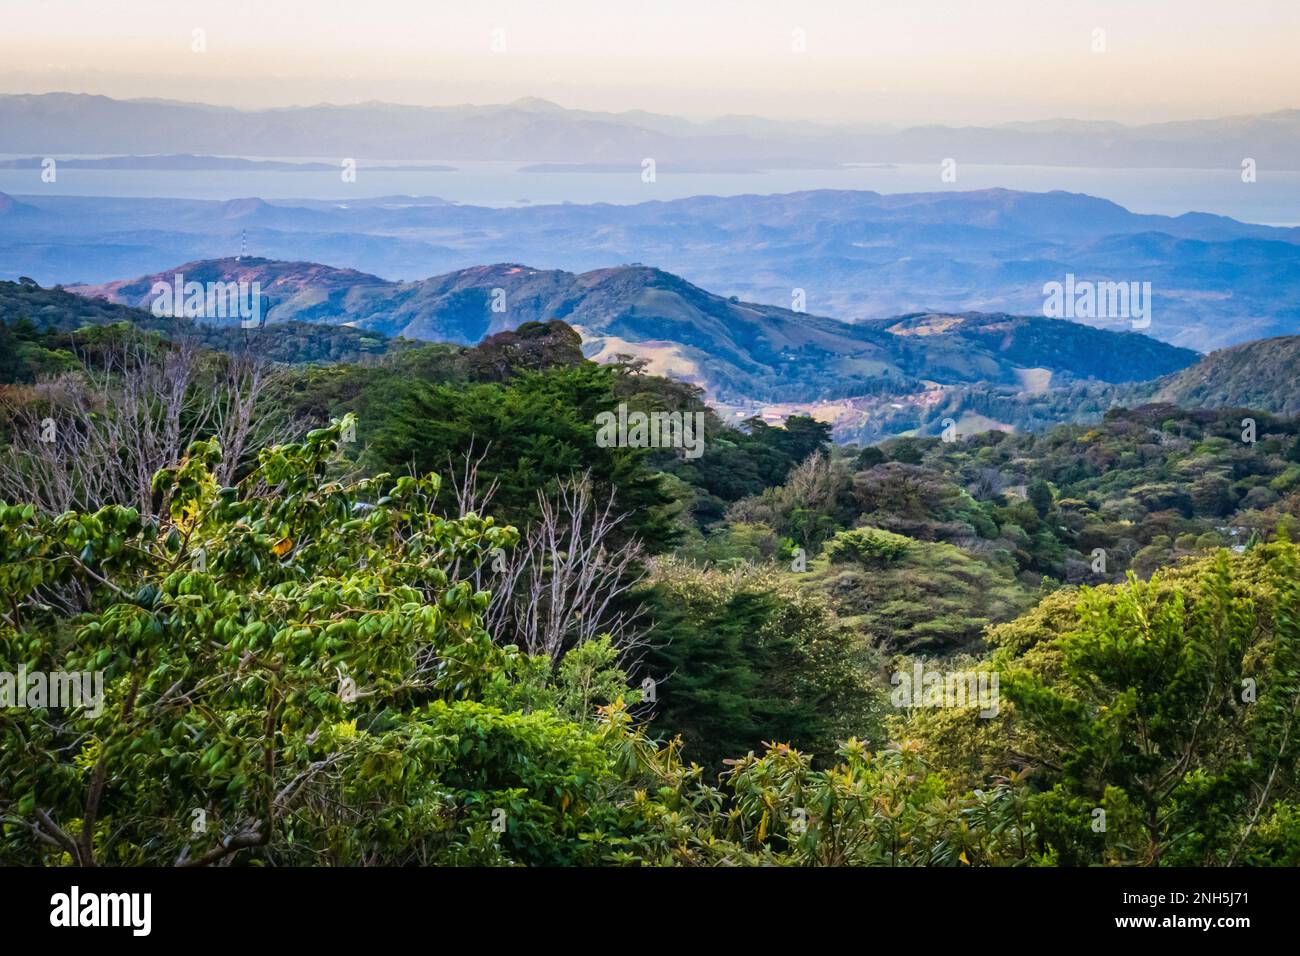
[806,527,1033,653]
[0,416,649,865]
[824,527,911,566]
[0,417,1037,867]
[642,559,884,771]
[907,537,1300,865]
[1000,539,1300,865]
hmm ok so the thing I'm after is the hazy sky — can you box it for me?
[1,0,1296,124]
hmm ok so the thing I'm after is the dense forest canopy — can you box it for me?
[0,306,1296,867]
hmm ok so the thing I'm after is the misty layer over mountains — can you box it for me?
[5,93,1300,170]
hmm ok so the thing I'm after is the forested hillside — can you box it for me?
[0,279,400,373]
[1,301,1297,868]
[1151,335,1300,416]
[67,262,1199,404]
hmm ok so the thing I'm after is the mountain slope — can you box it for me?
[77,257,394,325]
[72,258,1199,404]
[0,279,398,364]
[880,312,1198,385]
[1149,335,1300,416]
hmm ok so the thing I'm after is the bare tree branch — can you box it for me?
[476,473,646,664]
[0,334,298,515]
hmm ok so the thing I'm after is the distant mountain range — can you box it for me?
[70,258,1198,407]
[5,187,1298,352]
[4,93,1300,171]
[14,261,1299,443]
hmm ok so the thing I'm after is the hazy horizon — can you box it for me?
[4,88,1298,131]
[2,0,1297,126]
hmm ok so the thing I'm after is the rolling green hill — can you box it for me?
[1149,335,1300,416]
[0,278,401,369]
[70,259,1199,405]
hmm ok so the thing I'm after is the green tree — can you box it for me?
[641,560,882,771]
[0,418,649,866]
[361,364,679,551]
[996,540,1300,865]
[1027,478,1053,518]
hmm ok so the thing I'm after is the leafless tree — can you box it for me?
[212,348,295,485]
[444,438,500,519]
[426,439,504,588]
[778,450,850,515]
[968,466,1007,501]
[0,375,111,515]
[0,336,296,516]
[471,473,647,665]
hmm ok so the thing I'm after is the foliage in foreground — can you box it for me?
[1,420,1295,865]
[0,418,1027,866]
[903,537,1300,865]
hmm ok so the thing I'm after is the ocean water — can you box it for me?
[1,159,1297,226]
